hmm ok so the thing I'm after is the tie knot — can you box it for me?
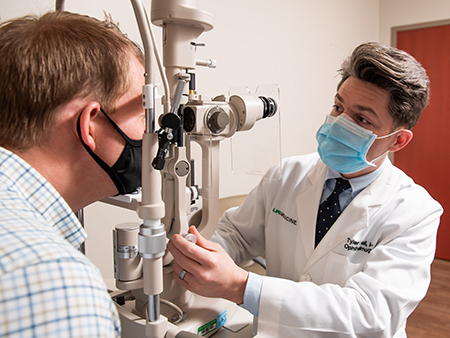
[334,178,351,194]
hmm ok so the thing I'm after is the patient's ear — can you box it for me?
[389,129,413,153]
[77,102,102,151]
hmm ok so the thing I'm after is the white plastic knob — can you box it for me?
[182,233,197,244]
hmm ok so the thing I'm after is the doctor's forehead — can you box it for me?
[335,77,390,116]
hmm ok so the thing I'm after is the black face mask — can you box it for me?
[77,108,142,195]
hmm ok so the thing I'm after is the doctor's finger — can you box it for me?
[172,264,192,286]
[172,263,209,292]
[168,240,203,273]
[170,233,212,264]
[187,226,221,252]
[172,262,208,291]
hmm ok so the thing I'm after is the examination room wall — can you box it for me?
[0,0,391,281]
[0,0,381,280]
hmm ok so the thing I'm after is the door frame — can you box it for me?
[391,18,450,47]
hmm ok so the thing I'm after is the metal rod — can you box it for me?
[55,0,65,11]
[147,294,160,322]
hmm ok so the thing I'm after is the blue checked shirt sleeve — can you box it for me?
[0,147,120,337]
[0,256,120,337]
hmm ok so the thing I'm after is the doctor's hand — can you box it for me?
[168,226,249,305]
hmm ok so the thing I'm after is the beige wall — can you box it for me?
[197,0,380,197]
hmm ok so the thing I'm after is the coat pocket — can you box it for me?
[323,251,364,287]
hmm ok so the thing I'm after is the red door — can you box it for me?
[395,24,450,260]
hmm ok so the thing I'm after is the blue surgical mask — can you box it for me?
[316,114,401,174]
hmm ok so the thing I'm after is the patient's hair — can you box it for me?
[338,42,429,129]
[0,11,144,149]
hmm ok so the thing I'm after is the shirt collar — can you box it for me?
[0,146,87,248]
[325,158,388,197]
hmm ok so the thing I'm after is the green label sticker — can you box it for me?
[198,318,217,336]
[197,310,228,336]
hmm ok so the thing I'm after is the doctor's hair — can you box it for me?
[0,11,144,150]
[337,42,429,130]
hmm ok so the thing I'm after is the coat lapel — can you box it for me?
[295,162,327,263]
[299,160,395,273]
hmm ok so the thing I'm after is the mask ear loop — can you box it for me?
[370,129,405,166]
[376,128,405,140]
[369,150,390,166]
[99,108,142,147]
[76,113,126,195]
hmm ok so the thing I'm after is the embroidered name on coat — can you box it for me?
[272,208,297,226]
[344,237,374,254]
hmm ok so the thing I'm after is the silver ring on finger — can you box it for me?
[179,269,187,280]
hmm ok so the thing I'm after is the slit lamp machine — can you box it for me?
[57,0,279,337]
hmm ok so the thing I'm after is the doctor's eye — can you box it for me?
[332,104,344,113]
[357,115,371,125]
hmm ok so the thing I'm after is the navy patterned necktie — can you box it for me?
[315,178,351,247]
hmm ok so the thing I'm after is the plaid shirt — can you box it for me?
[0,147,120,337]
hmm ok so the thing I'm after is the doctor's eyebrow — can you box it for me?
[335,93,379,118]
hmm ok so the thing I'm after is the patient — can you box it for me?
[0,11,146,337]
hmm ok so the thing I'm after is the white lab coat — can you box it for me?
[213,153,442,338]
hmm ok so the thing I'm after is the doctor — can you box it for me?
[168,42,443,337]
